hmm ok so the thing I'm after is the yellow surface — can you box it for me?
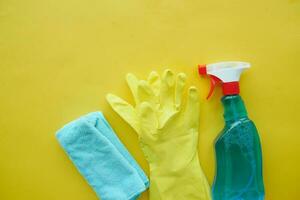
[0,0,299,199]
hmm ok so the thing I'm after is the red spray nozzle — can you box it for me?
[198,64,207,75]
[197,62,250,99]
[198,64,221,99]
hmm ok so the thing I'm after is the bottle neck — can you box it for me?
[221,95,248,123]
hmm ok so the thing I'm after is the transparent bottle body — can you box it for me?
[212,95,265,200]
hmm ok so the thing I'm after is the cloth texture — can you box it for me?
[56,111,149,200]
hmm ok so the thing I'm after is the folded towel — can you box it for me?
[56,111,149,200]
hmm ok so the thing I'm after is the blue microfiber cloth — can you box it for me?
[56,111,149,200]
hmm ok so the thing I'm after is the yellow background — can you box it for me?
[0,0,299,199]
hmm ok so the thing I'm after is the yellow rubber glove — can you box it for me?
[106,70,211,200]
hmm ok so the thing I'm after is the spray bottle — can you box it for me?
[198,61,265,200]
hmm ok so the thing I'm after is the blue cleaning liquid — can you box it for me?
[212,95,265,200]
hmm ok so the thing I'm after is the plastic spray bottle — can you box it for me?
[198,61,265,200]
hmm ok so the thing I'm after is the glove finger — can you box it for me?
[137,80,156,105]
[183,86,200,129]
[175,73,186,109]
[160,69,175,108]
[106,93,139,133]
[126,73,140,105]
[137,102,157,141]
[147,71,161,96]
